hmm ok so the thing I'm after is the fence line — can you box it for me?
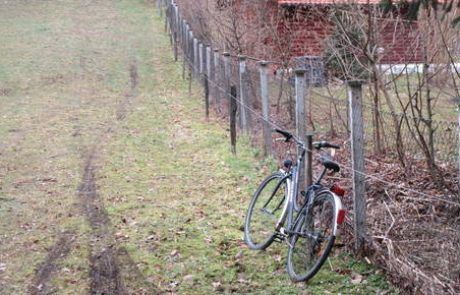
[159,1,460,276]
[161,0,460,185]
[159,0,459,199]
[159,2,460,292]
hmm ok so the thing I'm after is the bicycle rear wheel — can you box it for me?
[286,190,336,282]
[244,172,288,250]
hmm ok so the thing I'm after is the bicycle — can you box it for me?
[243,129,347,282]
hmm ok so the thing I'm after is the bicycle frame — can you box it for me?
[275,140,344,238]
[276,143,307,236]
[244,129,346,282]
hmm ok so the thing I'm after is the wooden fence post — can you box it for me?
[295,69,307,189]
[182,21,187,79]
[173,32,178,62]
[238,55,252,135]
[258,61,272,157]
[223,52,236,154]
[193,38,198,78]
[164,3,168,33]
[223,52,230,107]
[306,132,313,186]
[204,75,209,120]
[213,49,220,109]
[176,10,181,42]
[199,43,204,76]
[188,30,193,94]
[182,20,186,48]
[348,80,367,255]
[172,5,178,62]
[206,46,212,102]
[455,97,460,201]
[158,0,162,17]
[230,86,237,155]
[174,3,179,33]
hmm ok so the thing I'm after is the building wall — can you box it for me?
[378,20,422,64]
[276,7,333,58]
[175,1,423,64]
[276,5,422,64]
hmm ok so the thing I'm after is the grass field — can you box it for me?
[0,0,396,293]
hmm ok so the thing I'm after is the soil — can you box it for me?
[29,232,76,295]
[79,61,140,294]
[79,153,125,295]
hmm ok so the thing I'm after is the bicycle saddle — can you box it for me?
[319,156,340,172]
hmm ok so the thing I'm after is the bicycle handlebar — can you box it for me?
[273,129,291,141]
[273,129,340,150]
[313,141,340,150]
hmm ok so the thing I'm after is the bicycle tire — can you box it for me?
[244,172,288,250]
[286,190,337,282]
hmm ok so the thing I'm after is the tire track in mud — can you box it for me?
[79,153,126,294]
[30,61,147,294]
[116,63,138,121]
[80,62,140,294]
[29,232,76,295]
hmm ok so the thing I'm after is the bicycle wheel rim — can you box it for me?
[287,191,336,282]
[244,173,288,250]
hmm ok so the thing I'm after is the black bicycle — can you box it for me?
[244,129,346,282]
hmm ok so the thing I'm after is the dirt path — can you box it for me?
[29,232,77,295]
[0,0,155,293]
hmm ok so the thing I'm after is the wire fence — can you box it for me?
[160,0,460,293]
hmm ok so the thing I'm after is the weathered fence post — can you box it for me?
[306,132,313,186]
[164,3,169,33]
[206,46,212,101]
[213,49,220,109]
[173,31,178,62]
[348,80,367,255]
[182,20,186,48]
[295,69,307,189]
[176,10,181,46]
[223,52,230,107]
[193,38,198,77]
[158,0,162,17]
[455,97,460,201]
[174,3,179,33]
[181,21,187,79]
[238,55,252,135]
[188,30,194,94]
[223,52,236,154]
[172,5,178,62]
[204,75,209,119]
[259,61,272,157]
[230,86,237,155]
[199,43,204,76]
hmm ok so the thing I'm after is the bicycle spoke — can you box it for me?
[287,192,337,282]
[244,173,289,250]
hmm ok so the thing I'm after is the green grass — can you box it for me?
[97,4,398,294]
[0,0,397,293]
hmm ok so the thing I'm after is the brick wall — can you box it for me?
[379,20,423,64]
[275,5,422,64]
[276,7,333,58]
[175,0,423,64]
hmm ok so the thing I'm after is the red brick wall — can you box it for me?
[274,5,422,64]
[276,8,333,58]
[175,1,422,64]
[379,20,422,63]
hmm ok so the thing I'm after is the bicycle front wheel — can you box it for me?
[286,190,336,282]
[244,172,288,250]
